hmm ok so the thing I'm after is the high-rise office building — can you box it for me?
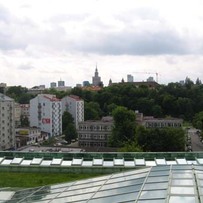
[127,74,134,82]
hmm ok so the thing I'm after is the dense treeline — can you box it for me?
[5,77,203,122]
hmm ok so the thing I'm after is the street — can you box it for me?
[188,128,203,151]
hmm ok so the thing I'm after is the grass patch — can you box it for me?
[0,172,104,188]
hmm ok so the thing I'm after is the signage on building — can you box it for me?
[42,118,51,124]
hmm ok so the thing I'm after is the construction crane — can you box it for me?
[132,72,159,83]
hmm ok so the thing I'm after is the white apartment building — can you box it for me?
[62,95,84,130]
[30,94,62,137]
[0,93,15,150]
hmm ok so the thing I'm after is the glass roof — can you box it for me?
[2,165,203,202]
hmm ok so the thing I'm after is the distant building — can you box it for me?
[0,83,7,94]
[141,118,183,128]
[29,94,62,137]
[78,116,113,148]
[76,84,82,88]
[0,93,15,150]
[16,127,48,148]
[50,82,57,88]
[14,103,21,127]
[58,80,65,87]
[92,66,102,86]
[83,81,90,87]
[147,76,155,82]
[61,95,84,130]
[28,86,46,95]
[127,74,134,82]
[20,104,30,119]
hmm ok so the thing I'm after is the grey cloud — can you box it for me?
[70,29,189,56]
[18,63,35,70]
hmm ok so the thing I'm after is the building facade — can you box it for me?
[14,103,21,127]
[61,95,84,130]
[0,93,15,150]
[16,127,48,148]
[142,118,183,128]
[29,94,62,137]
[92,67,102,86]
[78,117,113,148]
[127,74,134,82]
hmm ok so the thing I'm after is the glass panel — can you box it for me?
[93,159,103,166]
[171,179,194,186]
[31,158,43,165]
[94,185,139,198]
[11,158,23,165]
[166,161,177,165]
[103,161,114,167]
[172,173,193,179]
[147,176,169,183]
[124,161,135,167]
[72,158,83,165]
[40,160,52,166]
[20,160,32,166]
[101,179,144,190]
[50,193,94,202]
[51,158,62,165]
[139,190,167,199]
[143,182,168,190]
[135,159,145,166]
[197,158,203,164]
[170,187,195,195]
[82,161,93,167]
[0,191,15,201]
[0,157,4,163]
[149,170,169,177]
[1,159,12,165]
[137,200,165,203]
[114,159,124,166]
[176,159,187,164]
[156,159,166,165]
[187,160,197,165]
[146,161,156,166]
[61,160,72,166]
[58,186,100,198]
[89,191,138,203]
[169,196,196,203]
[71,180,106,190]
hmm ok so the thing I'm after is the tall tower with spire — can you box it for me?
[92,65,102,86]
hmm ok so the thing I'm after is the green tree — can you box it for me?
[84,102,102,120]
[64,123,78,143]
[109,106,136,147]
[193,111,203,130]
[62,112,74,133]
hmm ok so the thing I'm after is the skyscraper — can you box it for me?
[92,66,102,86]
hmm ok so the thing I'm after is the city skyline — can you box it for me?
[0,0,203,87]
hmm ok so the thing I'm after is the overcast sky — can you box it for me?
[1,0,203,88]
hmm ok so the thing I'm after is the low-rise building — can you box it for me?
[78,116,113,148]
[16,128,48,148]
[142,118,183,128]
